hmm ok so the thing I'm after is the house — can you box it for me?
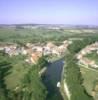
[58,45,66,55]
[43,46,52,55]
[46,42,56,49]
[52,48,60,56]
[43,42,58,56]
[81,50,87,55]
[79,57,95,67]
[26,43,33,48]
[0,45,5,51]
[91,64,98,68]
[32,46,43,53]
[26,48,33,55]
[21,47,27,55]
[77,54,83,60]
[63,40,68,44]
[30,52,42,64]
[79,58,89,66]
[96,50,98,54]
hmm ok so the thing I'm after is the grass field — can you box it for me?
[3,55,31,90]
[80,66,98,95]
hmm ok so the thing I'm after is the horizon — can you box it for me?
[0,23,98,26]
[0,0,98,25]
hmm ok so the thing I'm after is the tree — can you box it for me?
[0,60,12,100]
[21,64,47,100]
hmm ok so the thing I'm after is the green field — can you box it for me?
[0,52,47,100]
[80,66,98,94]
[4,55,31,90]
[0,53,30,90]
[0,28,98,45]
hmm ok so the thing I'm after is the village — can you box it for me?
[0,40,72,64]
[77,42,98,69]
[1,40,98,68]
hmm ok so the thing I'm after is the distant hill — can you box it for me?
[0,24,98,29]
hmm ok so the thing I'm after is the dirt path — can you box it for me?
[64,80,71,100]
[78,63,98,72]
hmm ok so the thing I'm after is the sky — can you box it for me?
[0,0,98,25]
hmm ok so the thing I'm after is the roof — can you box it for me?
[31,52,42,64]
[46,42,56,48]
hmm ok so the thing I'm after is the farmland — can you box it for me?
[0,27,98,44]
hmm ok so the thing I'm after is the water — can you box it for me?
[42,58,64,100]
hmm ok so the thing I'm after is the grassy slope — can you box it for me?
[85,51,98,65]
[3,55,31,90]
[80,66,98,95]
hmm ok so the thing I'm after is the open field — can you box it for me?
[0,28,98,45]
[80,66,98,95]
[0,54,31,90]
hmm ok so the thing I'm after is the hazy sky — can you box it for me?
[0,0,97,25]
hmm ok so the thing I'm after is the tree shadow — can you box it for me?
[0,61,12,98]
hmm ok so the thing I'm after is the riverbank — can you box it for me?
[60,58,69,100]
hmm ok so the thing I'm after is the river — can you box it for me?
[42,58,64,100]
